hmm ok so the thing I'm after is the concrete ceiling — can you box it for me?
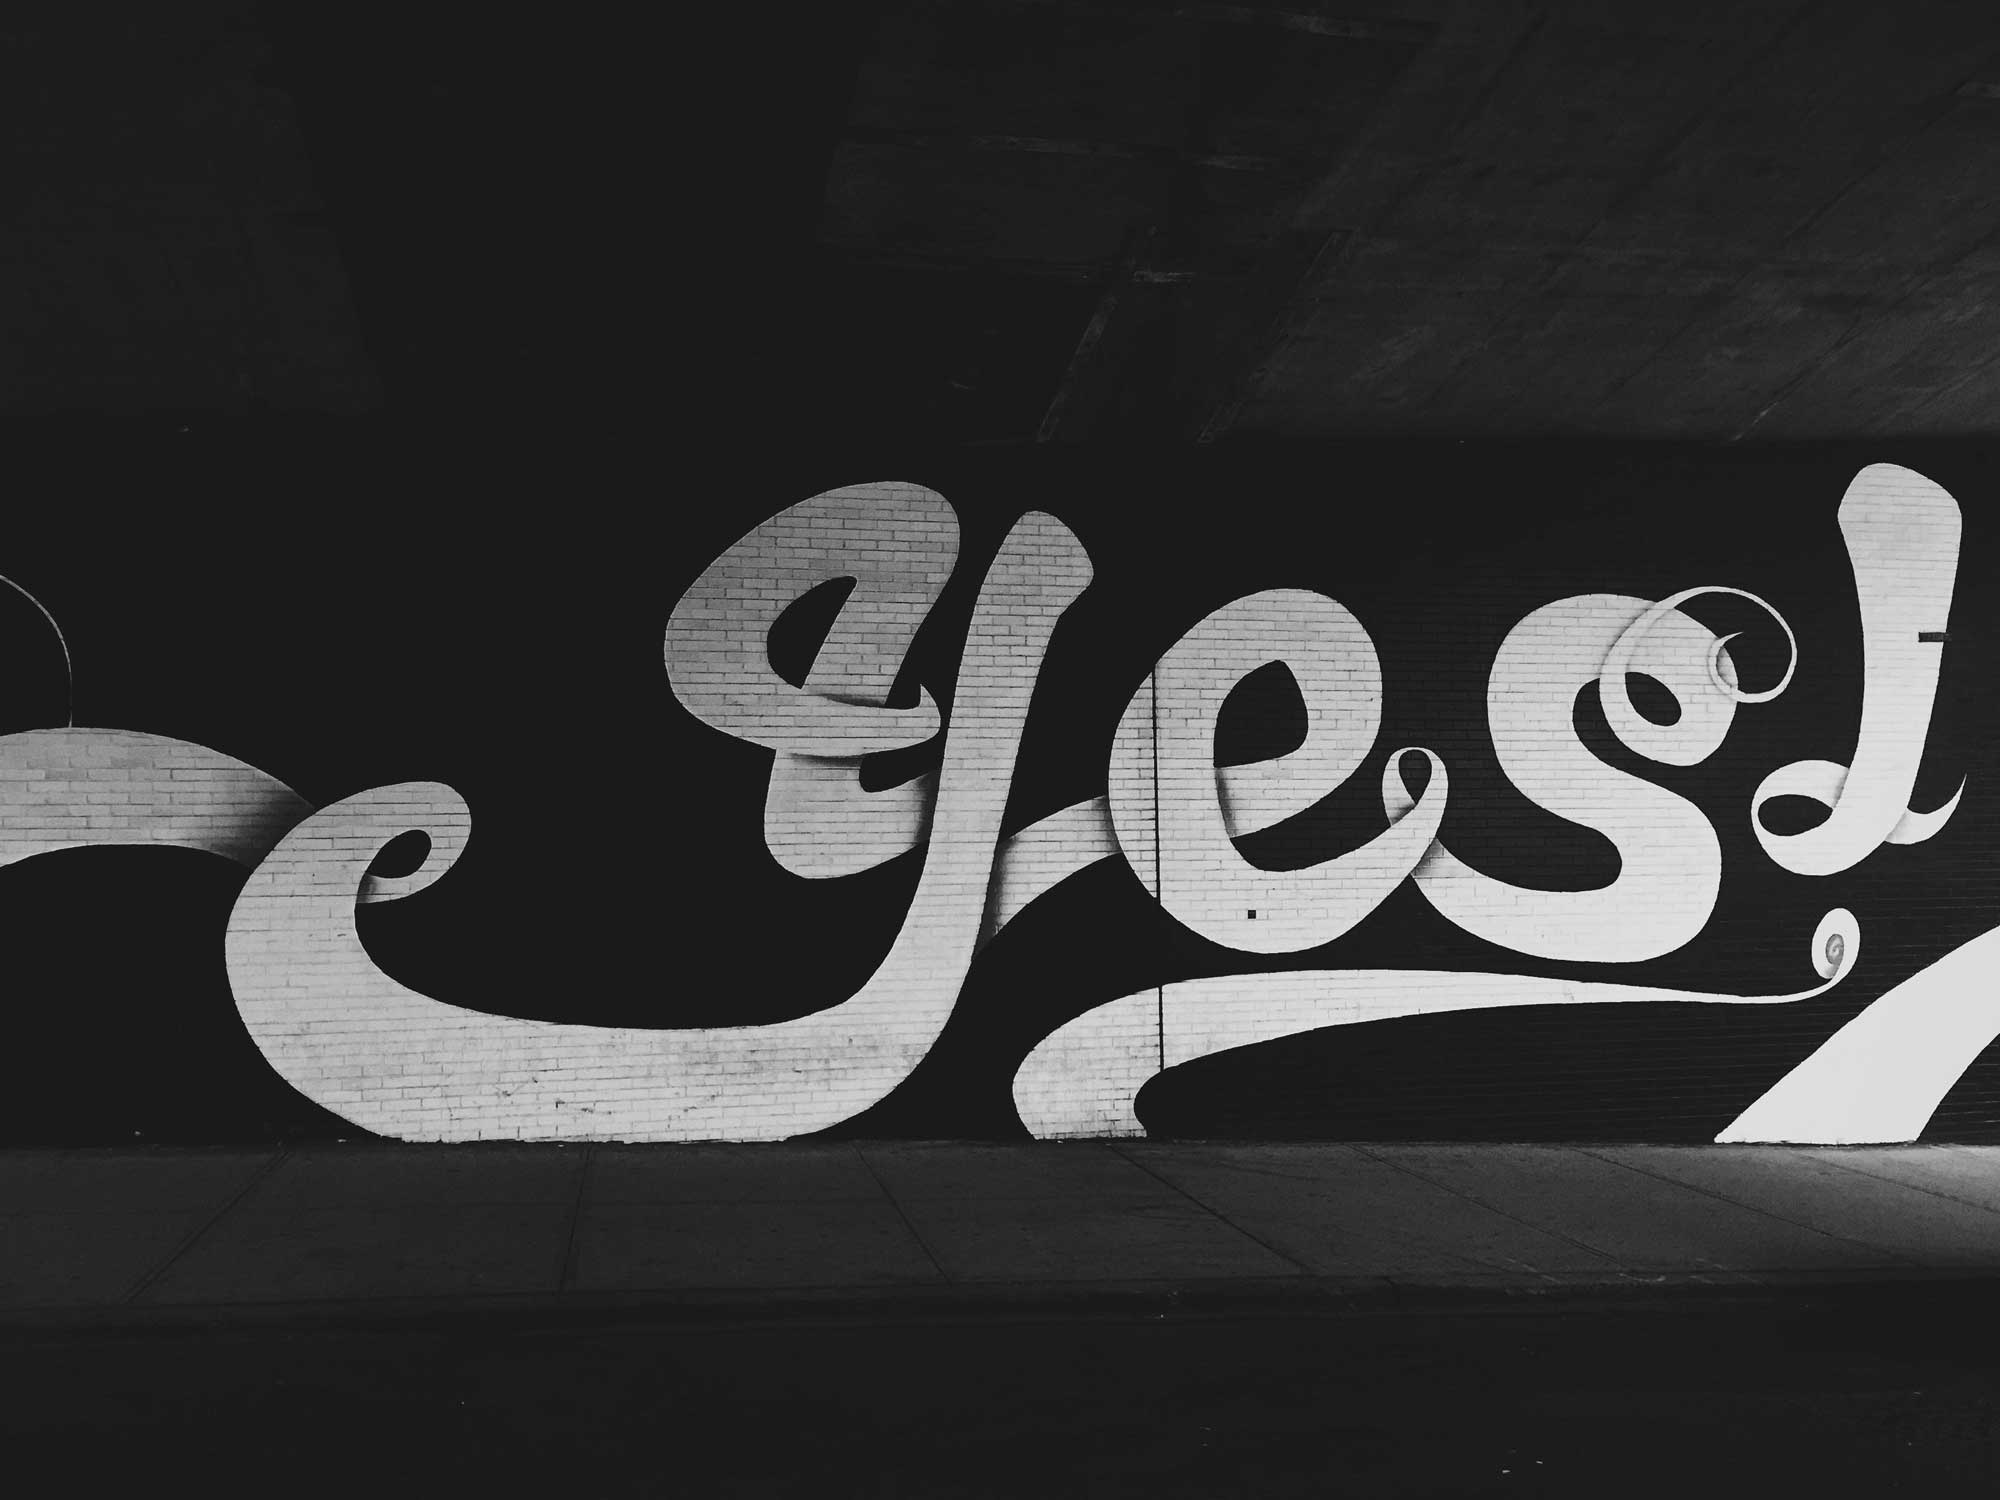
[8,3,2000,449]
[817,0,2000,443]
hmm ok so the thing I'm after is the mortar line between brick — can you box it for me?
[1104,1143,1316,1275]
[853,1146,951,1283]
[555,1145,595,1294]
[121,1146,292,1306]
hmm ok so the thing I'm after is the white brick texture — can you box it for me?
[6,464,1977,1145]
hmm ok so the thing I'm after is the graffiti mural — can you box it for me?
[4,449,1995,1144]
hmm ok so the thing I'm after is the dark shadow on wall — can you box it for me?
[0,847,351,1144]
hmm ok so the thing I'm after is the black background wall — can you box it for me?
[7,6,2000,1143]
[1,425,1995,1145]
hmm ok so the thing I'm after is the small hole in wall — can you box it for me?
[368,830,431,879]
[1624,673,1680,726]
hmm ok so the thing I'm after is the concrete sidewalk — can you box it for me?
[8,1141,2000,1327]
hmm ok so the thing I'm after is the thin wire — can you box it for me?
[1152,669,1163,1076]
[0,573,73,726]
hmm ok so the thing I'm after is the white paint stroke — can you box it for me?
[663,480,950,758]
[984,794,1114,940]
[1602,585,1797,748]
[1106,589,1445,954]
[986,587,1784,955]
[1752,462,1964,875]
[763,755,934,880]
[983,731,1430,942]
[1402,594,1752,963]
[231,511,1093,1141]
[666,480,956,879]
[1014,910,1859,1138]
[1718,920,2000,1144]
[0,727,311,870]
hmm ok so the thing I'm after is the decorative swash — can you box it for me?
[0,467,1984,1143]
[1012,909,1863,1140]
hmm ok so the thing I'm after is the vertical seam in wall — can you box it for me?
[121,1146,291,1305]
[556,1144,595,1293]
[1151,668,1164,1075]
[854,1145,950,1283]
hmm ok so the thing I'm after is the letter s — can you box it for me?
[1404,593,1759,963]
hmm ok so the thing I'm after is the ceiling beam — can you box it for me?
[1183,1,1547,440]
[1036,226,1159,442]
[841,124,1293,175]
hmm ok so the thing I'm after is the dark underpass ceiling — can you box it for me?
[812,0,2000,444]
[12,3,2000,445]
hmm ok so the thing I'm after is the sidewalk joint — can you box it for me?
[1797,1147,2000,1219]
[1103,1142,1316,1275]
[555,1144,595,1294]
[852,1145,951,1284]
[1569,1145,1926,1266]
[120,1146,292,1306]
[1346,1143,1622,1274]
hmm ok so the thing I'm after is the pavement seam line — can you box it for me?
[555,1145,594,1294]
[1103,1142,1318,1275]
[119,1146,292,1307]
[1800,1149,2000,1219]
[25,1269,1991,1340]
[1346,1143,1627,1275]
[852,1146,951,1284]
[1569,1146,1924,1268]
